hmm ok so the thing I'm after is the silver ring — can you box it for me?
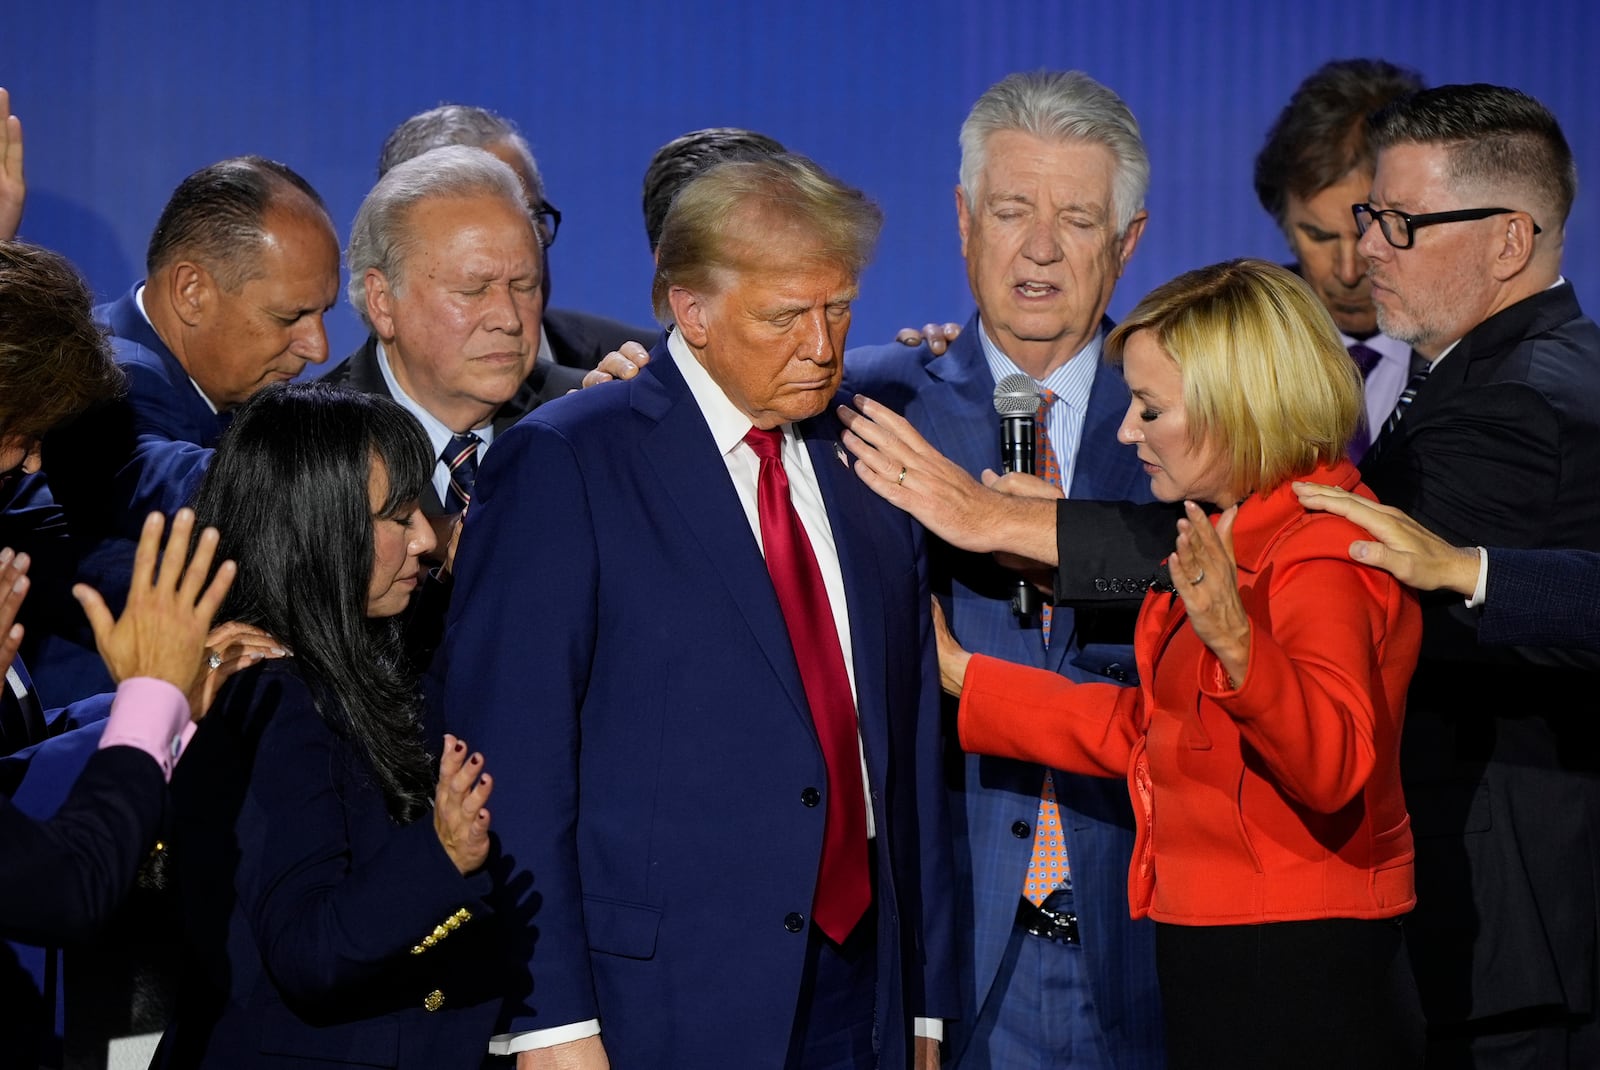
[896,466,908,486]
[206,651,223,671]
[1188,569,1205,585]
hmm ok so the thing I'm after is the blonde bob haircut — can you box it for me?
[1106,259,1363,498]
[651,153,882,324]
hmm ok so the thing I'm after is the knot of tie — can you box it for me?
[442,432,482,514]
[743,425,784,462]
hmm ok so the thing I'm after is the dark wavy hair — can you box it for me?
[0,240,126,442]
[192,382,434,820]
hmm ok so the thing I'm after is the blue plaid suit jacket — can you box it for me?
[847,316,1164,1068]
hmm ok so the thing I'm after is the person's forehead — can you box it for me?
[1372,143,1452,202]
[980,131,1115,185]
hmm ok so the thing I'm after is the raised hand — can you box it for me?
[1171,501,1251,688]
[0,87,23,240]
[73,510,237,707]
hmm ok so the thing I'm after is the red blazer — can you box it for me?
[960,461,1421,925]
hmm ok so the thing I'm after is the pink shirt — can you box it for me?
[95,678,193,781]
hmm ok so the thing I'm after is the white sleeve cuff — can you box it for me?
[914,1016,944,1042]
[488,1019,601,1055]
[1466,546,1489,608]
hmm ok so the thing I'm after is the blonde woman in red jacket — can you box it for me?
[938,260,1425,1069]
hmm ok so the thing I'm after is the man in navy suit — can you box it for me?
[438,153,954,1069]
[848,71,1163,1069]
[33,158,339,701]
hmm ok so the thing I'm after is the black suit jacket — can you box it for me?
[1,745,165,947]
[542,306,656,371]
[1049,282,1600,1026]
[322,335,585,515]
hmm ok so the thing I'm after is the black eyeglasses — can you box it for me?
[534,201,562,248]
[1351,203,1540,250]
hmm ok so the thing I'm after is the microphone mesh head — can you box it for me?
[993,373,1042,416]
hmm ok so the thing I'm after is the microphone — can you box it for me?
[992,373,1043,621]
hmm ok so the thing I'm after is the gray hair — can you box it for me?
[959,70,1150,236]
[346,145,531,329]
[377,104,545,205]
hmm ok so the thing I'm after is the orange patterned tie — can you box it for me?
[1024,390,1069,905]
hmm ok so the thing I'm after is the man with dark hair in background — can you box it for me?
[640,127,787,255]
[378,104,652,370]
[1254,58,1425,459]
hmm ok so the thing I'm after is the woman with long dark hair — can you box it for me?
[155,383,500,1069]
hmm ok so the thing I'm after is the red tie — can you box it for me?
[744,427,871,943]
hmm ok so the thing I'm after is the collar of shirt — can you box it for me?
[666,327,802,461]
[1340,330,1410,366]
[975,318,1099,492]
[134,282,221,415]
[975,318,1100,414]
[374,341,497,464]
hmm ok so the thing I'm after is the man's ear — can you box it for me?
[365,269,398,341]
[166,261,211,328]
[669,285,713,348]
[1114,211,1149,278]
[1489,211,1539,282]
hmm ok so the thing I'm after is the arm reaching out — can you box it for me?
[1293,482,1481,596]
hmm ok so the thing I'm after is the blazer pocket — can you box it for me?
[583,895,662,960]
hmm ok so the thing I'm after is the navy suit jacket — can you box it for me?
[156,661,502,1069]
[436,338,955,1068]
[1479,547,1600,652]
[847,318,1164,1068]
[25,286,214,704]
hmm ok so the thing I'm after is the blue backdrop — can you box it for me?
[3,0,1596,360]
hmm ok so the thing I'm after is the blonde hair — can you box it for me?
[651,154,882,323]
[1107,259,1362,497]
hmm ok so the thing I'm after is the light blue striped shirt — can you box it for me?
[975,319,1102,495]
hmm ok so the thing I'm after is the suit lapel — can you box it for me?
[637,352,815,733]
[804,413,892,784]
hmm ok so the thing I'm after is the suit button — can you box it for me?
[1011,820,1031,838]
[423,989,445,1012]
[1104,663,1129,683]
[784,912,806,933]
[800,787,821,807]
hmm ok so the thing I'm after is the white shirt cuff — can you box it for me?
[914,1016,944,1042]
[488,1019,601,1055]
[1466,546,1489,608]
